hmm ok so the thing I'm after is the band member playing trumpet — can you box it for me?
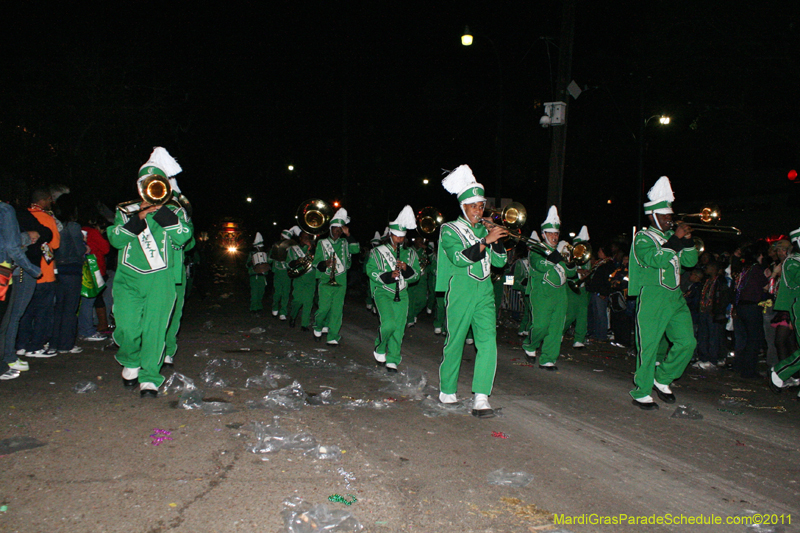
[629,176,698,410]
[108,147,193,397]
[522,206,575,370]
[366,206,420,372]
[313,208,360,345]
[437,165,507,418]
[287,228,316,331]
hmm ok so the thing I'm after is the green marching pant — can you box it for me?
[373,288,409,365]
[249,274,267,311]
[524,285,567,365]
[407,275,427,325]
[773,298,800,381]
[272,269,291,316]
[631,285,696,399]
[433,294,446,333]
[113,270,176,388]
[519,294,531,335]
[439,276,497,396]
[315,281,346,341]
[564,287,589,344]
[165,268,187,359]
[290,272,316,328]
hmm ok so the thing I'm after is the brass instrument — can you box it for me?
[117,175,187,215]
[417,207,444,235]
[287,199,335,278]
[327,253,341,286]
[675,206,741,235]
[270,239,297,262]
[481,202,551,257]
[562,242,593,266]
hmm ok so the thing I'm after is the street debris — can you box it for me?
[486,468,534,488]
[281,496,363,533]
[73,381,98,393]
[491,431,509,439]
[418,396,471,417]
[327,494,357,506]
[0,436,46,454]
[670,404,703,420]
[305,444,343,461]
[150,429,173,446]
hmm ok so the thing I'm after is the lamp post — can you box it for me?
[462,26,503,206]
[636,112,671,229]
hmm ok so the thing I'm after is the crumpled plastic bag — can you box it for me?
[162,372,197,395]
[379,368,428,399]
[201,401,238,415]
[258,380,308,411]
[246,363,291,389]
[73,381,98,393]
[670,404,703,420]
[199,369,227,388]
[286,350,337,369]
[281,496,363,533]
[307,389,337,406]
[341,399,394,410]
[246,421,317,454]
[746,522,785,533]
[418,396,471,417]
[486,468,534,488]
[304,444,342,461]
[179,389,205,410]
[194,348,210,357]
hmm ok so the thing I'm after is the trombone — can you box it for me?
[675,206,741,235]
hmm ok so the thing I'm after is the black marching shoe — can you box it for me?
[386,363,398,373]
[123,377,138,388]
[632,399,659,410]
[289,317,296,328]
[140,389,158,398]
[301,326,309,332]
[539,363,558,371]
[654,384,676,404]
[122,368,139,388]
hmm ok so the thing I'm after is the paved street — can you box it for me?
[1,260,799,533]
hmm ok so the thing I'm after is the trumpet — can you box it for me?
[287,199,335,279]
[327,253,340,286]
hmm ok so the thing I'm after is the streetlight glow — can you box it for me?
[288,165,294,171]
[461,26,473,46]
[659,116,671,125]
[422,178,429,185]
[246,197,252,203]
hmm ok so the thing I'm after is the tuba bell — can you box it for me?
[287,199,335,278]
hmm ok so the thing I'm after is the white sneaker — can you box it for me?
[313,329,322,338]
[16,348,26,356]
[57,346,84,354]
[771,371,785,389]
[122,367,139,380]
[26,348,58,358]
[524,349,537,359]
[321,327,329,334]
[653,380,672,395]
[366,304,373,310]
[784,377,800,387]
[572,341,585,348]
[8,359,29,371]
[326,339,339,346]
[434,327,442,335]
[140,382,158,391]
[439,392,458,404]
[0,369,21,380]
[472,393,492,411]
[426,308,432,315]
[373,351,386,363]
[385,363,398,371]
[164,355,174,365]
[272,310,278,317]
[540,362,556,367]
[279,315,287,321]
[465,338,474,345]
[80,333,107,341]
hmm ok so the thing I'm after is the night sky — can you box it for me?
[2,1,798,247]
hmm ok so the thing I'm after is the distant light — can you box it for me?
[461,26,473,46]
[333,200,341,208]
[659,116,671,125]
[288,165,294,171]
[272,221,277,226]
[246,197,252,203]
[607,199,613,204]
[227,246,237,253]
[568,232,576,238]
[422,178,429,185]
[789,169,798,181]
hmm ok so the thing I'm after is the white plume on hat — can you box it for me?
[169,178,182,194]
[648,176,674,204]
[372,231,381,241]
[529,230,541,242]
[575,226,590,243]
[541,205,561,233]
[253,232,264,246]
[389,205,417,236]
[330,208,350,227]
[442,164,485,205]
[289,226,302,237]
[141,147,182,178]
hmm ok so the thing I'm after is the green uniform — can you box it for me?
[563,285,589,344]
[522,243,576,365]
[165,237,195,359]
[425,246,437,312]
[492,269,505,319]
[367,244,420,365]
[513,258,531,335]
[246,250,268,311]
[436,217,507,395]
[406,251,429,325]
[269,246,291,316]
[313,235,360,342]
[773,252,800,381]
[287,242,316,328]
[108,203,193,387]
[628,226,698,400]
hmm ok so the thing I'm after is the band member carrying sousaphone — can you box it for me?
[366,206,420,372]
[246,232,270,312]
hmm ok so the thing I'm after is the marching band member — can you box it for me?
[313,208,360,345]
[436,165,507,418]
[246,233,269,312]
[269,228,294,320]
[163,180,194,367]
[629,176,698,410]
[108,147,193,397]
[513,231,538,337]
[522,206,575,370]
[406,235,429,327]
[287,227,316,331]
[364,231,383,312]
[563,226,590,349]
[366,206,420,372]
[769,226,800,396]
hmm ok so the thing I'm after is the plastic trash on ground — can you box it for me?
[418,396,471,417]
[341,399,395,410]
[179,389,205,410]
[199,369,227,388]
[246,375,279,389]
[747,523,785,533]
[286,350,337,369]
[202,320,214,330]
[304,444,342,461]
[194,348,210,357]
[247,421,292,454]
[281,496,363,533]
[162,372,197,395]
[258,380,308,411]
[307,389,337,406]
[486,468,534,488]
[379,368,428,399]
[0,436,47,455]
[671,404,703,420]
[249,327,266,334]
[341,360,368,373]
[201,400,238,415]
[73,381,98,393]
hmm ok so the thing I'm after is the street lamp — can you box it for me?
[637,114,671,228]
[461,26,473,46]
[288,165,294,172]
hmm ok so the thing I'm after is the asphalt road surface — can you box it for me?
[1,260,798,533]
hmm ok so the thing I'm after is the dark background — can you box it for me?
[2,1,798,248]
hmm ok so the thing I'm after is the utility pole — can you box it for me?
[545,0,576,213]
